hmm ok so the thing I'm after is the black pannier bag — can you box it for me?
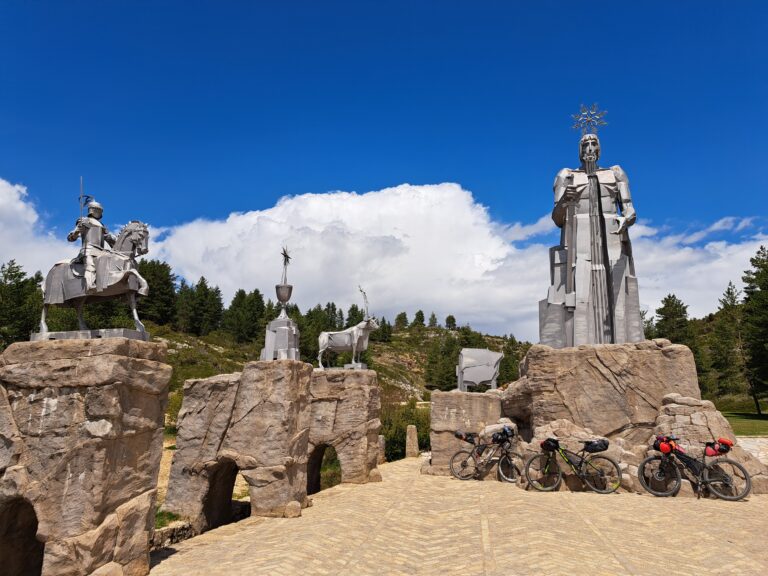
[492,431,505,444]
[584,439,609,453]
[541,438,559,452]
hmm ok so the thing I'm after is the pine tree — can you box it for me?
[223,288,265,342]
[640,309,657,339]
[136,259,177,325]
[710,282,748,396]
[394,312,408,331]
[174,280,195,333]
[0,260,43,350]
[445,314,457,330]
[428,312,438,328]
[654,294,691,345]
[742,246,768,414]
[346,304,364,327]
[411,310,425,327]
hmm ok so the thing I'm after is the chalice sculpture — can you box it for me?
[276,246,293,319]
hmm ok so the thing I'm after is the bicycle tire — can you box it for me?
[524,453,562,491]
[497,452,523,483]
[637,455,681,497]
[704,458,752,501]
[449,449,477,480]
[582,454,622,494]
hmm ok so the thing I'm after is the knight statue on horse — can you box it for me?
[39,197,151,335]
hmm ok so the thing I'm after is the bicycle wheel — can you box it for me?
[524,453,562,491]
[582,455,622,494]
[704,458,751,501]
[637,455,681,497]
[497,452,523,483]
[449,450,477,480]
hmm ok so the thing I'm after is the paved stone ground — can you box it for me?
[150,455,768,576]
[737,437,768,465]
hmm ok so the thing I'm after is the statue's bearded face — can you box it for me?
[580,136,601,163]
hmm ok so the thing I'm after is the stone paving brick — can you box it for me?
[150,457,768,576]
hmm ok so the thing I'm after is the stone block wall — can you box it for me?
[425,389,502,476]
[308,369,381,492]
[162,360,313,531]
[0,338,171,576]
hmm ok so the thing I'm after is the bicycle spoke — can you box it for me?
[582,455,621,494]
[705,459,751,501]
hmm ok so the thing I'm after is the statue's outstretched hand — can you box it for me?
[612,216,627,234]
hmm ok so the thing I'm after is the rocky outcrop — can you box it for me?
[425,390,502,476]
[649,394,768,493]
[502,340,700,444]
[308,370,381,491]
[162,360,313,530]
[0,338,171,576]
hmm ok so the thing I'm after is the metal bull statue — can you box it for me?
[317,286,379,369]
[317,317,379,369]
[39,220,150,334]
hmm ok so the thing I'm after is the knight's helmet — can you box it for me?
[86,200,104,219]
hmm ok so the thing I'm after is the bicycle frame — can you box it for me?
[550,446,588,475]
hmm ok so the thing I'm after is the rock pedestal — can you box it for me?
[502,340,700,443]
[0,338,171,576]
[162,360,313,531]
[307,370,381,492]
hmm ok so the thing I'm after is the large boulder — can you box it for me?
[425,390,502,476]
[163,360,313,530]
[0,338,171,576]
[650,394,768,494]
[502,340,699,444]
[308,369,381,491]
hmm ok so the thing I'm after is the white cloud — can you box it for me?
[0,178,72,276]
[2,176,764,342]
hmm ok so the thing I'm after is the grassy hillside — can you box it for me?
[146,321,520,423]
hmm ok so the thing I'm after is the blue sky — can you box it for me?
[1,1,766,339]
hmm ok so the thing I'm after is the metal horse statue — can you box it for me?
[39,221,150,333]
[317,287,379,369]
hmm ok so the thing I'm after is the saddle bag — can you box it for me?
[454,431,477,445]
[540,438,559,452]
[705,437,734,456]
[584,439,609,453]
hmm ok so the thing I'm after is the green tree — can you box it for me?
[394,311,408,331]
[654,294,691,345]
[223,288,266,343]
[640,309,657,339]
[742,246,768,414]
[136,259,177,325]
[424,331,461,391]
[710,282,748,396]
[428,312,438,328]
[411,310,425,327]
[445,314,457,330]
[0,260,43,350]
[174,280,195,333]
[195,277,223,336]
[346,303,364,327]
[370,316,392,343]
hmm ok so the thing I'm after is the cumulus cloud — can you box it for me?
[0,178,71,275]
[2,175,765,342]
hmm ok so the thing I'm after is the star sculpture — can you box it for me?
[572,103,608,135]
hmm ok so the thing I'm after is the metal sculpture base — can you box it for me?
[343,362,367,370]
[259,314,300,361]
[30,328,150,342]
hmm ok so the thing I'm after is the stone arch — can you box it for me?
[201,458,250,530]
[0,497,44,576]
[307,443,343,495]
